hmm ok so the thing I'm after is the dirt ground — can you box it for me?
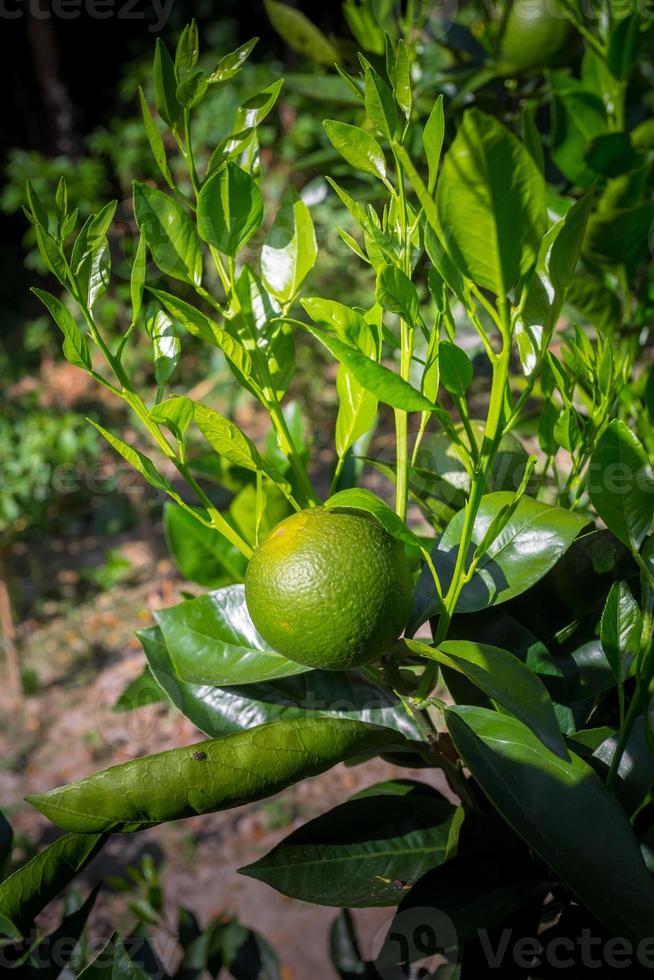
[1,520,452,977]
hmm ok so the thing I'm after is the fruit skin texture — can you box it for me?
[500,0,574,72]
[244,508,414,670]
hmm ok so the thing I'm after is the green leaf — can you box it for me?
[153,38,182,130]
[588,420,654,550]
[264,0,340,64]
[164,503,247,587]
[549,72,608,187]
[232,264,295,399]
[600,580,642,681]
[148,288,254,383]
[607,12,642,80]
[302,322,436,413]
[411,493,588,626]
[154,583,309,686]
[284,72,361,104]
[438,341,472,397]
[175,20,199,81]
[436,108,546,295]
[379,849,546,964]
[197,162,264,256]
[325,487,422,552]
[647,363,654,424]
[138,88,174,189]
[208,37,259,83]
[447,706,654,945]
[407,639,567,757]
[423,94,444,193]
[335,364,378,460]
[323,120,386,181]
[261,185,317,304]
[76,933,152,979]
[138,624,422,741]
[146,306,180,386]
[150,395,194,445]
[519,193,594,374]
[26,718,397,834]
[130,232,147,324]
[0,811,12,869]
[195,402,290,495]
[240,781,456,907]
[31,288,91,371]
[133,182,201,285]
[364,65,397,140]
[142,627,419,744]
[29,882,100,979]
[89,421,181,499]
[113,667,162,713]
[375,265,419,324]
[394,39,412,121]
[0,834,105,931]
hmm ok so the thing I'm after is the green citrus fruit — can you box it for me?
[244,507,414,670]
[500,0,574,72]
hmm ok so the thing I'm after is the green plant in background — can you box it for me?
[0,406,101,703]
[3,2,654,976]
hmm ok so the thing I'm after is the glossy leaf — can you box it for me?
[146,307,179,386]
[240,781,456,907]
[303,323,436,412]
[394,40,412,121]
[89,421,182,501]
[549,72,608,187]
[164,503,247,588]
[375,265,419,324]
[407,639,567,757]
[600,580,642,681]
[588,420,654,550]
[436,108,546,295]
[197,162,264,256]
[133,182,201,285]
[325,487,422,552]
[364,65,397,140]
[379,848,546,964]
[438,341,472,397]
[32,288,91,371]
[411,493,587,627]
[153,38,181,130]
[423,94,444,193]
[447,706,654,944]
[264,0,340,65]
[150,395,194,445]
[137,625,422,740]
[0,833,105,931]
[208,37,259,83]
[149,288,254,382]
[26,718,397,833]
[323,120,386,181]
[138,88,174,189]
[154,583,309,685]
[195,402,290,498]
[261,185,317,304]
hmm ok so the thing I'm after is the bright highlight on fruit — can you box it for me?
[245,508,414,670]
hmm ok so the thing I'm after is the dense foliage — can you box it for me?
[3,0,654,975]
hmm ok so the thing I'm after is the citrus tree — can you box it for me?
[3,3,654,976]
